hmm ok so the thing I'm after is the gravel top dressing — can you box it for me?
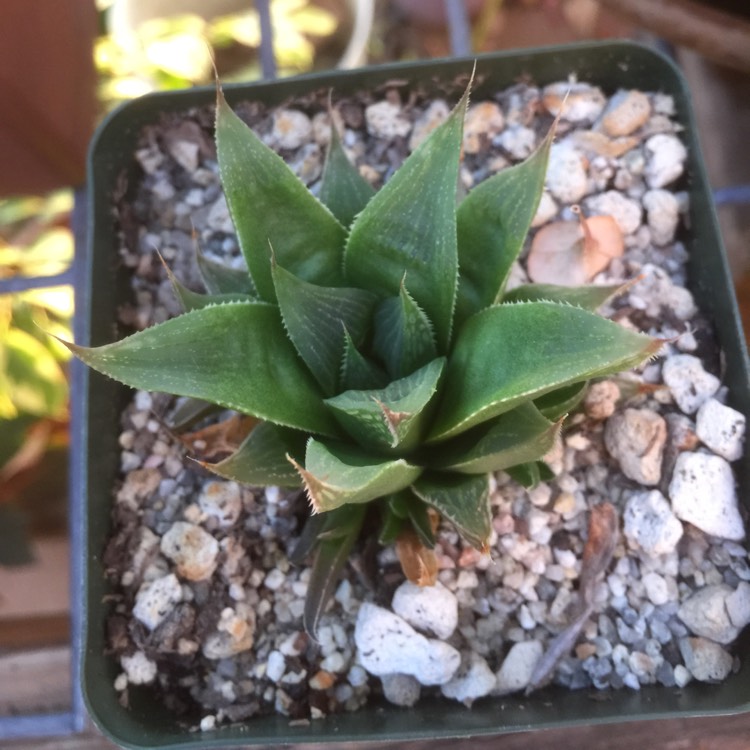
[102,75,748,730]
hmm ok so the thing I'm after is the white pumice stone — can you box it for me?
[584,380,621,420]
[623,490,683,556]
[644,133,687,188]
[494,640,543,695]
[662,355,720,414]
[627,264,696,320]
[546,142,588,203]
[530,191,558,227]
[121,651,158,685]
[695,398,746,461]
[542,82,606,122]
[441,653,496,705]
[678,584,739,644]
[354,603,460,685]
[266,650,286,683]
[161,521,219,581]
[206,195,235,233]
[391,580,458,640]
[726,582,750,629]
[494,125,537,160]
[679,637,733,682]
[133,573,182,630]
[604,408,667,485]
[167,139,200,173]
[642,189,680,246]
[365,101,411,140]
[269,109,313,150]
[669,452,745,541]
[601,89,651,137]
[642,572,672,606]
[583,190,642,234]
[463,102,505,154]
[381,673,421,707]
[198,480,243,527]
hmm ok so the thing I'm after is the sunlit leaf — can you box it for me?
[196,248,256,296]
[216,90,346,300]
[344,84,470,351]
[534,380,588,421]
[412,472,491,551]
[204,420,306,488]
[502,282,624,310]
[63,302,339,436]
[428,402,561,474]
[304,504,366,638]
[272,262,377,395]
[325,358,446,452]
[319,116,375,227]
[340,329,389,391]
[373,282,437,380]
[455,124,554,324]
[290,438,422,513]
[162,257,251,311]
[429,301,660,441]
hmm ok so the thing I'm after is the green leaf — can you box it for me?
[290,438,423,513]
[534,380,588,421]
[502,282,623,310]
[455,125,554,324]
[272,262,377,395]
[379,491,435,548]
[319,116,375,227]
[304,504,366,638]
[378,502,406,546]
[412,472,491,551]
[163,258,251,311]
[167,397,221,431]
[429,402,561,474]
[344,85,470,351]
[64,301,340,437]
[196,249,256,296]
[325,358,446,453]
[373,282,437,380]
[429,301,661,442]
[340,329,389,391]
[407,497,436,549]
[216,90,346,300]
[204,421,307,488]
[507,461,543,488]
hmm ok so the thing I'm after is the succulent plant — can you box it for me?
[67,80,660,636]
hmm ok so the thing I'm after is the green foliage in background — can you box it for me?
[0,192,73,565]
[96,0,341,110]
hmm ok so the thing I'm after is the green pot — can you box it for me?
[78,40,750,749]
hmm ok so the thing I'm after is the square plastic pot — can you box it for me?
[77,40,750,749]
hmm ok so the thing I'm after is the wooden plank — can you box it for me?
[0,614,70,650]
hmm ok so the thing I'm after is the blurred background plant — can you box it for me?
[0,193,74,565]
[96,0,355,111]
[0,0,364,569]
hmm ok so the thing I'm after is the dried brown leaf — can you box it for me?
[179,414,257,461]
[396,527,438,587]
[526,502,619,694]
[527,210,624,286]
